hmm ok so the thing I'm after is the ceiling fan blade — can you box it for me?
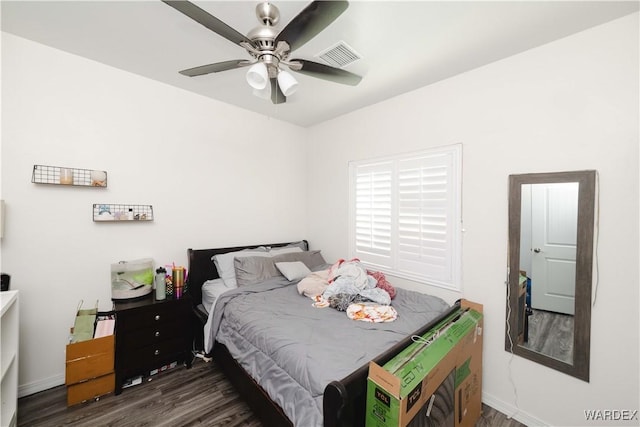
[162,0,254,48]
[271,78,286,104]
[275,1,348,52]
[291,59,362,86]
[179,60,249,77]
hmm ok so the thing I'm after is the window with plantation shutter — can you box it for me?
[349,145,462,290]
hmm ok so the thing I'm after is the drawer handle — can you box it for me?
[154,349,159,356]
[155,315,160,321]
[155,331,160,337]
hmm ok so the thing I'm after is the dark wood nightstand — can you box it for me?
[113,294,193,395]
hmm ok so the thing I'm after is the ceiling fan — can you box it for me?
[162,0,362,104]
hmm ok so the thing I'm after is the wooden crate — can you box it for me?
[65,334,114,406]
[66,373,115,406]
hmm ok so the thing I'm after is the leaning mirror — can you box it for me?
[505,170,596,382]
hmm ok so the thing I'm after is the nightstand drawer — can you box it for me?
[117,304,184,331]
[123,338,188,370]
[119,320,187,348]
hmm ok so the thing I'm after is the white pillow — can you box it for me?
[213,249,271,287]
[275,261,311,281]
[201,278,229,313]
[269,246,304,255]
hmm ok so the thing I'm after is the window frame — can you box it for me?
[348,144,462,291]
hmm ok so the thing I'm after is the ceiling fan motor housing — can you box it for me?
[247,2,285,61]
[255,2,280,26]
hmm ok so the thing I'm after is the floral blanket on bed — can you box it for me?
[297,258,398,318]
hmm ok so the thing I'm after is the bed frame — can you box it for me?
[186,240,460,427]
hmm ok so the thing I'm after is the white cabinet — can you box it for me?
[1,290,19,427]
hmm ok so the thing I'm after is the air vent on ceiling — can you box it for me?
[316,41,361,68]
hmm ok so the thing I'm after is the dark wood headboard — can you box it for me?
[186,240,308,307]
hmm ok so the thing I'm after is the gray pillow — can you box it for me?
[275,262,311,281]
[212,247,269,288]
[272,250,326,269]
[234,250,327,286]
[234,256,280,286]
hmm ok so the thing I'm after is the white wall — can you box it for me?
[307,13,639,427]
[1,33,307,395]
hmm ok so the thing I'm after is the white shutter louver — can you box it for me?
[397,153,454,283]
[353,162,393,268]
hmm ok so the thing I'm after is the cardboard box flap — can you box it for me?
[369,362,402,398]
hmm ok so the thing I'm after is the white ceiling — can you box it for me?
[2,1,638,127]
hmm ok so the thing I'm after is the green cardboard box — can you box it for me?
[366,299,483,427]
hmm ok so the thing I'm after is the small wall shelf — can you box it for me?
[32,165,107,187]
[93,204,154,222]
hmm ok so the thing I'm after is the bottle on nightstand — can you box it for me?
[155,267,166,300]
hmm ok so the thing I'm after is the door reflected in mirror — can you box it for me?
[506,171,596,381]
[519,182,578,364]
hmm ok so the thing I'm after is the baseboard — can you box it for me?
[483,391,548,427]
[19,373,64,398]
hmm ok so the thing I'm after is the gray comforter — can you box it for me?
[208,275,449,427]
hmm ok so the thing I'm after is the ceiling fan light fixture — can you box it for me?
[246,62,269,90]
[277,70,298,97]
[252,83,271,100]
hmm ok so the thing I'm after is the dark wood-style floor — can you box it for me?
[521,308,574,364]
[18,358,526,427]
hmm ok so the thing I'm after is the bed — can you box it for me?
[186,240,456,427]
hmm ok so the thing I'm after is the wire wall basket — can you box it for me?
[32,165,107,187]
[93,204,154,222]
